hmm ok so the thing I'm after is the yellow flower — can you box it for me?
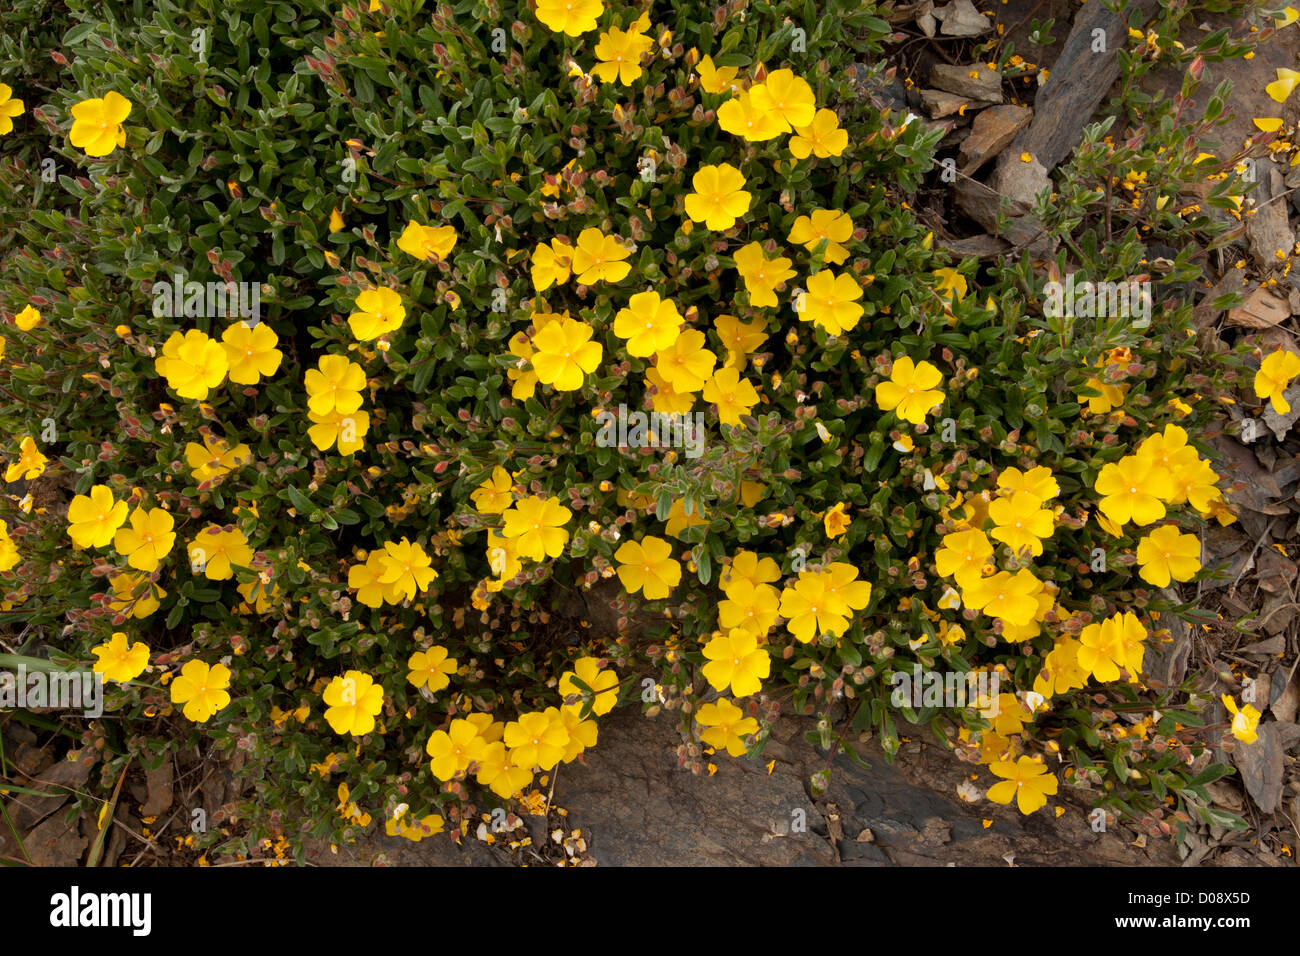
[236,578,278,614]
[716,88,784,141]
[962,569,1041,626]
[591,17,654,84]
[823,502,851,539]
[875,356,944,424]
[779,570,848,642]
[4,435,48,482]
[799,269,863,336]
[615,535,682,599]
[1254,346,1300,413]
[654,329,716,393]
[557,704,599,762]
[932,267,968,302]
[376,537,438,601]
[1266,67,1300,103]
[0,83,24,135]
[717,579,781,635]
[67,485,129,549]
[106,572,165,619]
[91,633,150,683]
[385,811,444,842]
[695,54,740,94]
[613,290,683,356]
[749,69,815,131]
[530,238,573,291]
[696,54,738,93]
[663,497,709,538]
[684,163,751,230]
[348,286,406,341]
[475,741,534,798]
[997,465,1058,501]
[185,435,252,482]
[169,660,232,723]
[1080,367,1128,413]
[471,465,514,514]
[220,321,282,384]
[68,91,131,157]
[113,506,176,572]
[702,366,759,425]
[701,628,771,697]
[787,209,854,265]
[328,207,344,232]
[14,304,41,330]
[307,407,369,455]
[426,718,490,780]
[1221,694,1261,744]
[396,219,457,261]
[935,529,994,590]
[188,526,254,581]
[1076,613,1138,682]
[504,708,570,771]
[645,366,696,415]
[570,227,632,284]
[348,550,401,608]
[1135,524,1201,587]
[500,496,572,561]
[305,353,366,416]
[789,108,848,159]
[534,0,604,36]
[988,490,1054,557]
[986,755,1058,815]
[322,670,385,736]
[155,329,229,400]
[714,313,769,369]
[530,315,602,391]
[1094,455,1172,526]
[407,646,457,693]
[695,697,759,756]
[1033,637,1090,698]
[0,520,19,573]
[559,656,620,716]
[732,242,796,309]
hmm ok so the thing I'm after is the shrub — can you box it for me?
[0,0,1265,859]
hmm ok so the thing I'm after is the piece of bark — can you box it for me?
[960,104,1032,174]
[1245,166,1296,273]
[1231,723,1300,813]
[1228,286,1289,329]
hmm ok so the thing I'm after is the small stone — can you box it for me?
[960,105,1033,174]
[929,63,1003,104]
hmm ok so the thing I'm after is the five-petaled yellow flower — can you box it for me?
[875,356,944,425]
[684,163,751,231]
[169,659,232,723]
[0,83,24,136]
[614,535,682,600]
[68,91,132,157]
[986,755,1058,815]
[91,632,150,683]
[67,485,129,549]
[323,670,385,736]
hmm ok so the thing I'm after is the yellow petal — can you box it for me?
[1254,117,1284,132]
